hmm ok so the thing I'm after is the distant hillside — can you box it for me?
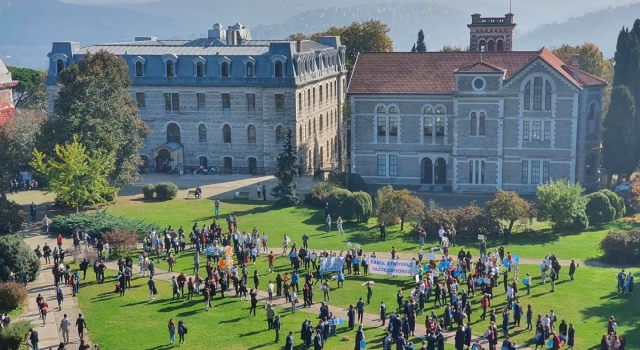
[519,3,640,57]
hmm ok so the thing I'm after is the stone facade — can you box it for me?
[0,58,18,125]
[45,24,347,174]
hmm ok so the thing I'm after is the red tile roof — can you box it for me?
[348,48,607,94]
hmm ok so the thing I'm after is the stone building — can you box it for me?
[0,58,18,125]
[46,23,347,174]
[347,14,607,193]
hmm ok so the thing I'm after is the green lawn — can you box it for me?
[106,197,637,261]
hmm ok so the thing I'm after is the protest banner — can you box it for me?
[320,256,345,273]
[369,258,417,277]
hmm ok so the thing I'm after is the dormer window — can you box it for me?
[275,61,283,78]
[247,62,254,77]
[166,61,175,77]
[132,56,146,77]
[271,55,287,78]
[193,56,206,78]
[196,63,204,77]
[221,62,229,77]
[135,62,143,77]
[162,54,178,77]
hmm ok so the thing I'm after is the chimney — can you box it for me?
[571,54,580,80]
[296,40,302,53]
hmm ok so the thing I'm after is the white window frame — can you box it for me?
[374,104,400,144]
[521,159,551,184]
[376,153,399,177]
[522,119,552,142]
[219,56,232,77]
[521,74,556,111]
[51,53,68,76]
[243,56,256,78]
[132,56,146,77]
[162,54,179,77]
[271,55,288,78]
[469,110,487,136]
[193,56,207,77]
[469,159,485,184]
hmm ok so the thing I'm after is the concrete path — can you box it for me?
[19,226,90,350]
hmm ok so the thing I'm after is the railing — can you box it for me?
[178,166,277,176]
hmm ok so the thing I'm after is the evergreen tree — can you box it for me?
[40,51,150,184]
[411,43,417,52]
[271,128,300,206]
[416,29,427,52]
[602,86,637,181]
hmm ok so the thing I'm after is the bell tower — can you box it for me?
[468,13,517,52]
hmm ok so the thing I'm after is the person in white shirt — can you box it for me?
[104,242,110,262]
[267,282,275,301]
[438,226,445,241]
[256,183,262,200]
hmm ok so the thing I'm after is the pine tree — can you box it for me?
[602,86,637,181]
[416,29,427,52]
[271,128,300,206]
[411,43,416,52]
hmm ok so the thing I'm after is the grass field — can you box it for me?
[106,197,636,261]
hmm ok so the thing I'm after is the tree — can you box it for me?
[441,45,469,52]
[411,43,417,52]
[602,86,637,182]
[102,228,139,255]
[415,29,427,52]
[376,186,425,231]
[536,179,588,230]
[271,128,300,206]
[0,199,27,234]
[40,51,150,184]
[0,234,40,281]
[288,20,393,75]
[30,136,117,212]
[6,67,46,110]
[485,190,535,233]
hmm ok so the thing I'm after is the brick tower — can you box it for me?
[468,13,517,52]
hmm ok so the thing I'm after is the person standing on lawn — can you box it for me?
[356,297,365,324]
[285,330,295,350]
[273,315,281,343]
[325,214,332,233]
[177,320,187,345]
[355,325,365,350]
[256,183,262,200]
[214,199,220,218]
[380,301,387,326]
[249,288,258,316]
[168,318,176,345]
[569,260,577,281]
[148,276,157,301]
[337,216,344,235]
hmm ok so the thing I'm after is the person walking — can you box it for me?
[337,216,344,235]
[325,214,332,233]
[75,314,87,342]
[177,320,187,346]
[39,300,48,325]
[59,314,71,344]
[249,288,258,316]
[55,286,64,310]
[148,276,157,301]
[203,286,211,312]
[262,184,267,201]
[168,318,176,345]
[42,215,51,234]
[356,297,365,324]
[214,199,220,218]
[268,281,274,301]
[266,303,276,329]
[273,315,281,343]
[29,329,39,350]
[380,301,387,326]
[355,324,365,350]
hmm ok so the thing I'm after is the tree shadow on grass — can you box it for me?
[144,345,175,350]
[580,292,638,349]
[156,299,201,313]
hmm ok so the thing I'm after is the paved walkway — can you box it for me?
[19,226,90,350]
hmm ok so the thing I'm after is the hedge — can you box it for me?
[0,235,40,282]
[0,320,32,350]
[0,200,27,235]
[599,189,626,218]
[51,210,157,239]
[600,229,640,264]
[155,182,178,200]
[304,182,337,207]
[585,192,616,224]
[336,191,372,223]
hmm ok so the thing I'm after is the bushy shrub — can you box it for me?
[352,191,373,223]
[0,282,27,312]
[536,179,587,230]
[422,203,498,237]
[0,235,40,282]
[327,188,351,213]
[328,172,368,192]
[51,210,156,240]
[305,182,337,207]
[600,229,640,264]
[0,320,32,350]
[142,184,156,199]
[154,182,178,200]
[600,189,626,218]
[0,200,27,235]
[569,210,590,231]
[585,192,616,224]
[102,228,139,255]
[422,207,456,234]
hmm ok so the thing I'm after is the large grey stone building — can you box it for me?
[347,14,607,193]
[46,23,347,174]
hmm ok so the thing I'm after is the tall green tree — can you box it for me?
[288,20,393,75]
[271,128,300,206]
[40,51,150,184]
[6,67,46,110]
[30,136,117,212]
[415,29,427,52]
[485,191,535,233]
[602,86,637,181]
[536,179,587,230]
[411,43,417,52]
[0,109,47,187]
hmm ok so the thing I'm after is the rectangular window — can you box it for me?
[470,115,477,136]
[523,121,530,141]
[222,93,231,113]
[313,88,316,107]
[423,118,433,137]
[531,160,541,184]
[298,93,302,112]
[543,161,550,183]
[435,117,445,137]
[197,93,206,115]
[521,161,529,184]
[377,117,386,136]
[389,155,398,176]
[307,90,311,108]
[319,86,323,103]
[532,121,542,141]
[544,121,551,141]
[469,160,485,184]
[533,77,543,110]
[389,117,398,137]
[377,154,386,176]
[275,94,285,114]
[136,92,146,111]
[164,93,179,112]
[246,93,256,115]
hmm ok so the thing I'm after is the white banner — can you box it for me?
[369,258,417,277]
[320,256,345,272]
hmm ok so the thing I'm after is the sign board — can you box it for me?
[369,258,417,277]
[478,235,485,240]
[347,242,353,247]
[319,256,345,273]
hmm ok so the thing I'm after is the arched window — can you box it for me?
[497,40,504,52]
[479,112,486,136]
[166,60,175,77]
[166,123,180,143]
[389,106,398,114]
[198,124,207,142]
[246,62,254,77]
[488,40,495,52]
[307,120,311,137]
[479,40,486,52]
[326,113,329,129]
[470,112,477,136]
[423,106,433,114]
[545,81,552,111]
[588,104,597,135]
[135,61,144,77]
[223,124,231,143]
[524,81,531,110]
[319,114,324,131]
[275,125,285,144]
[275,60,283,78]
[435,106,446,115]
[221,62,229,77]
[247,124,256,143]
[376,106,386,113]
[56,60,64,75]
[196,62,204,77]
